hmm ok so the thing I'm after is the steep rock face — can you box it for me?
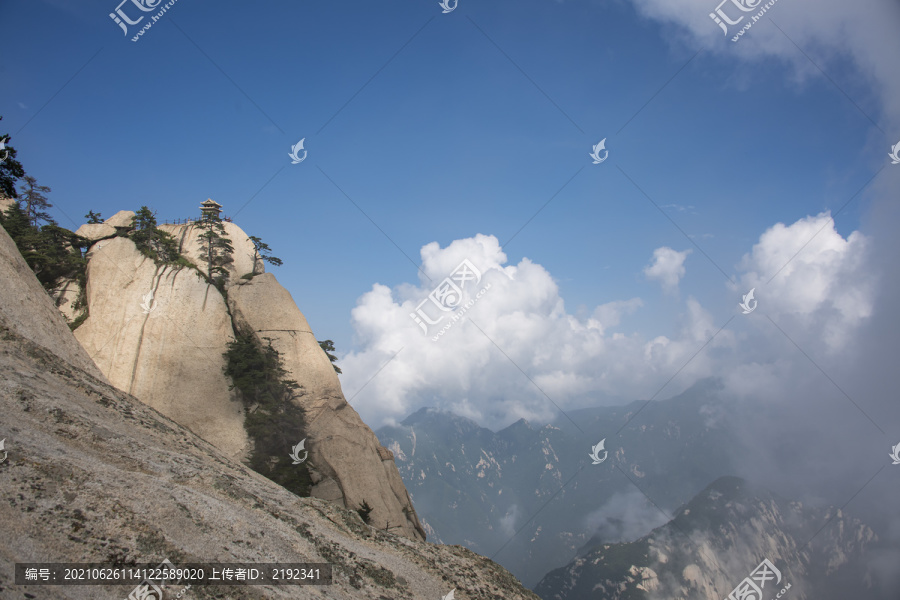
[0,240,538,600]
[67,213,425,541]
[0,223,104,380]
[228,273,426,542]
[73,235,249,460]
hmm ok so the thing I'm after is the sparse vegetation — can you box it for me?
[18,175,54,227]
[0,181,89,329]
[224,331,312,498]
[197,211,234,290]
[129,206,183,265]
[357,500,374,524]
[0,116,25,199]
[248,235,282,276]
[318,339,342,374]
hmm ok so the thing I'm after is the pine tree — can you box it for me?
[197,212,234,288]
[18,175,54,227]
[0,117,25,199]
[129,206,180,264]
[318,340,342,374]
[0,200,87,291]
[248,235,283,275]
[84,210,103,224]
[356,500,374,524]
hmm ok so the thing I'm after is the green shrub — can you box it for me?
[224,332,312,497]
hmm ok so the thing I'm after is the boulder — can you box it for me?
[104,209,135,228]
[75,222,116,241]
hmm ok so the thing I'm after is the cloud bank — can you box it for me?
[341,213,873,432]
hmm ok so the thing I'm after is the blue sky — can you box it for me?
[3,0,896,429]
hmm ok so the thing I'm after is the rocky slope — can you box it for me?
[67,209,424,541]
[0,212,104,381]
[533,476,878,600]
[0,221,538,600]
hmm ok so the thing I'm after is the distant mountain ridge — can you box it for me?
[534,476,878,600]
[376,380,738,587]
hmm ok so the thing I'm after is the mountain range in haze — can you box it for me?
[376,380,894,597]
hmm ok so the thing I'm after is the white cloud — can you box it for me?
[629,0,900,129]
[583,490,670,544]
[734,211,873,352]
[340,213,873,432]
[644,247,692,294]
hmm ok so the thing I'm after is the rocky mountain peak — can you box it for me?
[63,209,426,541]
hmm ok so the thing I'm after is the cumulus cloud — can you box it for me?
[644,247,692,294]
[340,213,873,432]
[733,211,874,353]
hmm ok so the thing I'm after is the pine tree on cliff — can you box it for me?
[18,175,54,227]
[248,235,282,276]
[197,212,234,288]
[130,206,180,264]
[0,116,25,199]
[318,340,342,374]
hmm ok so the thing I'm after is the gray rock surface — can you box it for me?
[0,223,104,380]
[0,221,538,600]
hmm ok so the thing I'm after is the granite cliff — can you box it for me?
[65,207,424,541]
[0,220,538,599]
